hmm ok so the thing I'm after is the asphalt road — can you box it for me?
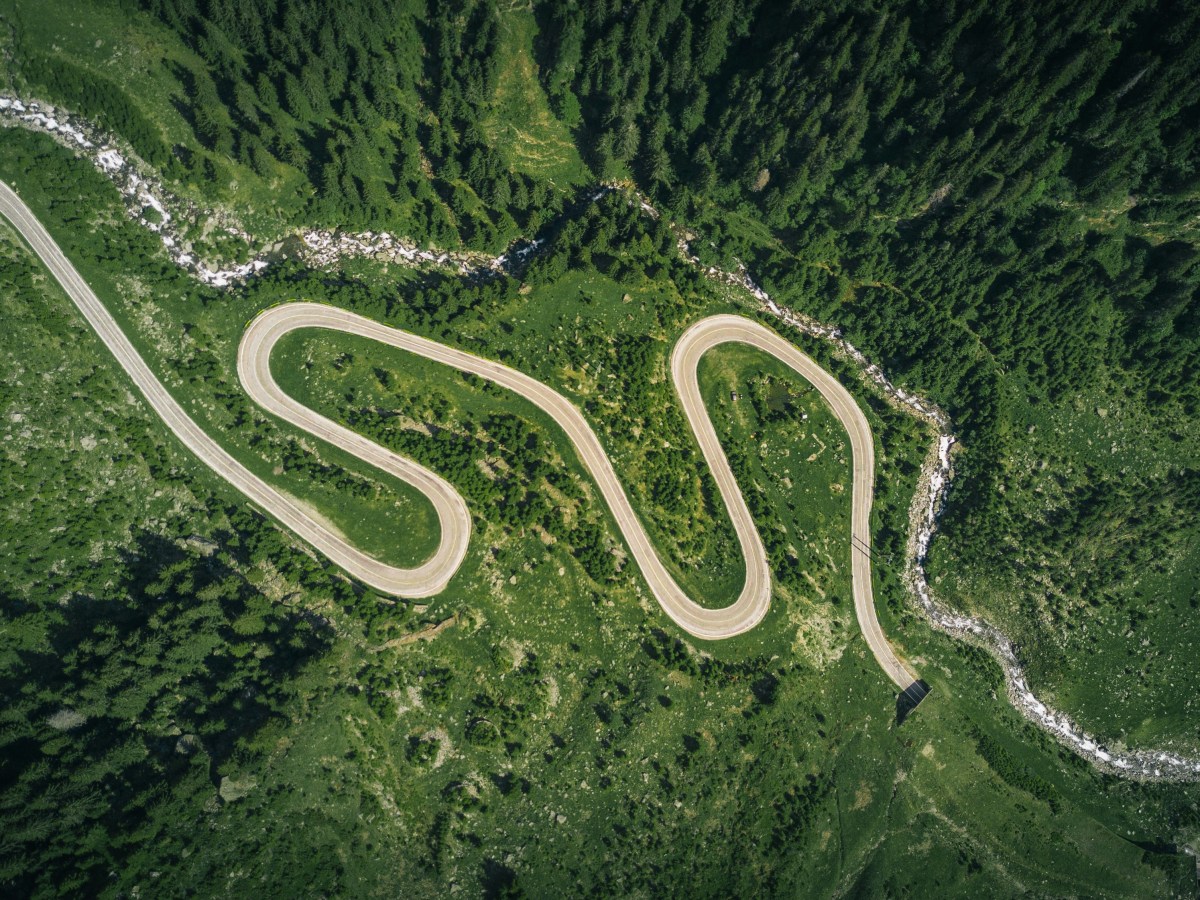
[1,181,919,689]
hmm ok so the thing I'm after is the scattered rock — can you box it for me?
[218,774,258,803]
[46,708,86,731]
[185,535,218,556]
[175,734,200,755]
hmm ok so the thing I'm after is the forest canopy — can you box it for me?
[2,0,1200,893]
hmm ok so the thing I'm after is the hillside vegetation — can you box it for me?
[2,134,1198,894]
[0,0,1199,894]
[2,1,1196,735]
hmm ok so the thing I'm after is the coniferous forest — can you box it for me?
[1,0,1199,896]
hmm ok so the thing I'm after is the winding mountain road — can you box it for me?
[0,180,923,695]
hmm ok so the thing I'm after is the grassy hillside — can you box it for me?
[1,0,1194,742]
[1,0,1200,893]
[1,132,1197,893]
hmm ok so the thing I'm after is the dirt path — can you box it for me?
[1,181,920,693]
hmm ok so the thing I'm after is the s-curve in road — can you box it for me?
[1,180,921,693]
[241,306,919,689]
[0,181,469,598]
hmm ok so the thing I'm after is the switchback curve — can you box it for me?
[0,181,920,693]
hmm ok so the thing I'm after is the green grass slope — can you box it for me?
[2,0,1196,746]
[1,128,1199,896]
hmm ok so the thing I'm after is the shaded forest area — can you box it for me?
[0,531,336,894]
[534,0,1200,554]
[133,0,568,244]
[3,0,1200,882]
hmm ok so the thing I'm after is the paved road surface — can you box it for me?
[1,181,920,690]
